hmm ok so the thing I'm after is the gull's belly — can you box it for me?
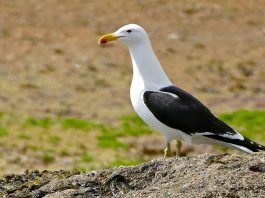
[130,87,191,143]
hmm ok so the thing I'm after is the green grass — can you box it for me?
[42,152,55,164]
[96,110,265,150]
[60,149,70,156]
[0,109,264,155]
[48,135,61,145]
[119,115,153,136]
[18,133,30,140]
[22,116,97,132]
[0,109,264,173]
[0,126,8,137]
[61,118,95,131]
[81,154,93,163]
[97,135,128,149]
[23,117,54,129]
[96,116,153,149]
[29,145,39,151]
[0,112,5,118]
[97,125,128,149]
[219,110,265,141]
[15,110,264,150]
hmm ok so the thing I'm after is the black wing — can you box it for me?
[143,86,236,135]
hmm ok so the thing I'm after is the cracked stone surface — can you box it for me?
[1,153,265,198]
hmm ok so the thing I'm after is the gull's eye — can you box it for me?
[127,30,132,33]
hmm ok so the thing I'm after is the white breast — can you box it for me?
[130,76,191,143]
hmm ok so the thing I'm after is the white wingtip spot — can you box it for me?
[220,133,244,141]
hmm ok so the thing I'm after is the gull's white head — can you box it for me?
[98,24,149,47]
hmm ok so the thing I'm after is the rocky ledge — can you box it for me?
[1,153,265,198]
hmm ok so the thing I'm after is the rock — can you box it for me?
[1,153,265,197]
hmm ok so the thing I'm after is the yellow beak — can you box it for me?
[98,33,122,44]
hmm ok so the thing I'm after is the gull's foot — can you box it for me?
[164,142,172,157]
[176,140,182,157]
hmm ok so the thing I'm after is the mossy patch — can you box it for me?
[48,135,61,145]
[220,110,265,141]
[96,115,153,149]
[0,110,264,175]
[81,154,93,163]
[97,125,128,149]
[23,117,55,129]
[119,115,153,136]
[0,126,8,137]
[42,152,55,164]
[61,118,96,131]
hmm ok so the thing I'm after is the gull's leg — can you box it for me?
[176,140,182,157]
[164,142,172,157]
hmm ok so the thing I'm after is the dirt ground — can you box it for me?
[0,0,264,175]
[0,0,264,121]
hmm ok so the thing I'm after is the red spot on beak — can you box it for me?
[100,39,107,44]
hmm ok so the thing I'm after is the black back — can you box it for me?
[143,86,236,135]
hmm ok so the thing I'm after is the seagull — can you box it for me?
[98,24,265,157]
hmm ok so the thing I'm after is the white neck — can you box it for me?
[128,39,172,90]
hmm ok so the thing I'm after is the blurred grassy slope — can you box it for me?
[0,110,264,175]
[220,110,265,142]
[0,0,264,176]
